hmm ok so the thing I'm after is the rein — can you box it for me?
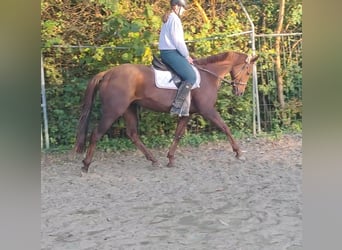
[194,66,237,86]
[194,55,252,86]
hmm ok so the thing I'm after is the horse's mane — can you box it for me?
[194,51,247,65]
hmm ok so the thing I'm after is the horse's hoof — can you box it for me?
[238,155,246,161]
[152,161,161,167]
[81,166,89,173]
[82,159,91,173]
[167,162,175,168]
[235,152,246,161]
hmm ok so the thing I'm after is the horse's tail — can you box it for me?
[74,71,106,153]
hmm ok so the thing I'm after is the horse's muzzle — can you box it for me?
[232,87,244,96]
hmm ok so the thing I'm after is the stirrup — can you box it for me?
[170,107,181,116]
[170,107,189,117]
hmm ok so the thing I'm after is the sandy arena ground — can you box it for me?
[41,134,302,250]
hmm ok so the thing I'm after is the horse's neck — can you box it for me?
[206,62,232,78]
[207,52,246,76]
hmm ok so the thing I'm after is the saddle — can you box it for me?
[151,55,200,90]
[152,55,181,87]
[152,55,171,71]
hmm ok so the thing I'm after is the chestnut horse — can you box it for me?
[75,51,258,172]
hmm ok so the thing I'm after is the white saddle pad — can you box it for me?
[153,65,201,89]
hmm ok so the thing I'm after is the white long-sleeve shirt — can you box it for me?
[158,12,189,58]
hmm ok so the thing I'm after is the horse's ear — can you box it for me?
[251,55,259,62]
[245,54,259,63]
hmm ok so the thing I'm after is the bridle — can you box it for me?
[195,55,252,87]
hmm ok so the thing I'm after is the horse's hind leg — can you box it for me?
[167,116,191,167]
[82,113,119,173]
[123,104,159,166]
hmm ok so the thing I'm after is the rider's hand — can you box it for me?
[187,56,193,64]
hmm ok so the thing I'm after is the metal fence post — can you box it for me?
[238,0,261,135]
[41,54,50,149]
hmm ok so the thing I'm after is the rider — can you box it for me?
[158,0,196,116]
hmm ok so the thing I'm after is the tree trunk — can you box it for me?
[275,0,285,110]
[193,0,209,24]
[210,0,216,19]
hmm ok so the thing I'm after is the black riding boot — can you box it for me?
[170,81,192,116]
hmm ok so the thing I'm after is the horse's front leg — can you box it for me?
[201,109,242,158]
[167,116,191,167]
[123,105,159,166]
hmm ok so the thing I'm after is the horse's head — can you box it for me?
[230,55,259,96]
